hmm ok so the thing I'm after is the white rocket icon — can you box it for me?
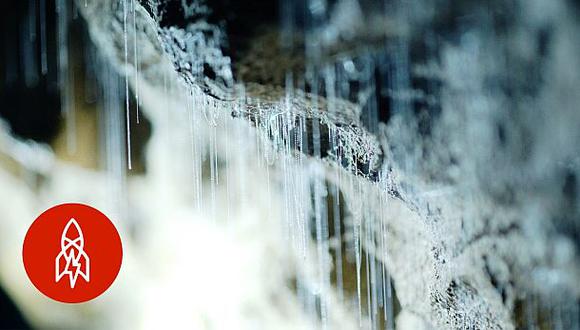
[55,218,90,288]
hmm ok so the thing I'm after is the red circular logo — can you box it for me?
[22,203,123,303]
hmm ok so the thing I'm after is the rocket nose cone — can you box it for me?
[64,219,82,240]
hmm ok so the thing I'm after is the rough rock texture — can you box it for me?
[70,0,580,328]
